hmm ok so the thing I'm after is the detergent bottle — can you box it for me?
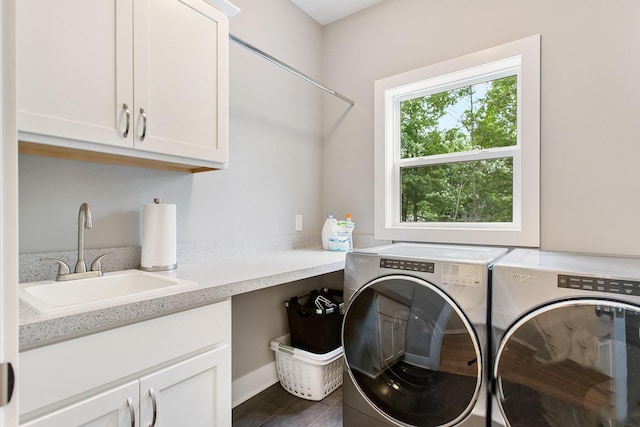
[321,212,336,250]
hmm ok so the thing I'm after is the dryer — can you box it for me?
[342,243,508,427]
[491,248,640,427]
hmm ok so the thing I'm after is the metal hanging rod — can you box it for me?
[229,33,355,106]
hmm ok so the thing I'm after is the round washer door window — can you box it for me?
[343,275,482,427]
[494,299,640,427]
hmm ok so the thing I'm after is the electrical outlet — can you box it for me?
[295,214,303,231]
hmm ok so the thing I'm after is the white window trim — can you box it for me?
[374,35,540,247]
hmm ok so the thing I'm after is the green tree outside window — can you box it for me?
[400,76,516,223]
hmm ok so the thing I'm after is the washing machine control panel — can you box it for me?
[442,263,483,286]
[379,259,483,287]
[558,274,640,296]
[380,258,434,273]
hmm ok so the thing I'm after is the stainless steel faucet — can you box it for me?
[75,202,92,273]
[42,202,112,281]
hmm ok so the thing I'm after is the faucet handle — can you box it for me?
[90,252,115,273]
[41,258,71,277]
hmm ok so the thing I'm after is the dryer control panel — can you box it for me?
[558,274,640,296]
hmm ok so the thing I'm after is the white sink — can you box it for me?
[20,269,197,314]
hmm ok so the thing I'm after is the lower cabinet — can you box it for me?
[21,381,139,427]
[19,300,231,426]
[138,346,230,426]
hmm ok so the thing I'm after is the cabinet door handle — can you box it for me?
[122,103,131,138]
[126,397,136,427]
[139,108,147,142]
[148,387,158,427]
[0,362,15,407]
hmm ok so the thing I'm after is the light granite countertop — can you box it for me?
[19,248,348,350]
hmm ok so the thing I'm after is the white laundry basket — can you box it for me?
[270,335,344,401]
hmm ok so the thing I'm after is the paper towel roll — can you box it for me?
[140,201,177,271]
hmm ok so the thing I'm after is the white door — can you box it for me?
[16,0,134,148]
[133,0,229,163]
[21,381,139,427]
[139,346,231,426]
[0,0,18,424]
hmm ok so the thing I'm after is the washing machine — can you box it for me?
[491,248,640,427]
[342,243,508,427]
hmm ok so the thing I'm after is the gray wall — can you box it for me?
[18,0,324,253]
[232,271,343,380]
[321,0,640,257]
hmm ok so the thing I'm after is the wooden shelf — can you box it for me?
[439,331,479,377]
[19,141,217,174]
[498,339,612,413]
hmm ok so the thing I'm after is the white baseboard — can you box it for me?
[232,361,280,408]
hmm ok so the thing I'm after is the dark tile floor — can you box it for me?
[232,383,343,427]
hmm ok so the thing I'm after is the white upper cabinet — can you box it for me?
[133,0,229,162]
[17,0,237,171]
[17,0,133,148]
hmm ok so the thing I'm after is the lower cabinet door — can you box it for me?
[139,344,231,427]
[21,381,139,427]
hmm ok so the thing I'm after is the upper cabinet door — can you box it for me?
[133,0,229,164]
[17,0,134,148]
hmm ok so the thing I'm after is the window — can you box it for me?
[374,35,540,246]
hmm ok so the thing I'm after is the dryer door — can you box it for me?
[343,275,483,427]
[494,299,640,427]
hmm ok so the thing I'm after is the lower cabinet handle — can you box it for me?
[139,108,147,142]
[122,103,130,138]
[148,388,158,427]
[126,397,136,427]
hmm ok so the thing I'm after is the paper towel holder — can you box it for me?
[139,263,177,272]
[139,197,178,272]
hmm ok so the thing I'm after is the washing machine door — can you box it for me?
[343,275,483,427]
[494,299,640,427]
